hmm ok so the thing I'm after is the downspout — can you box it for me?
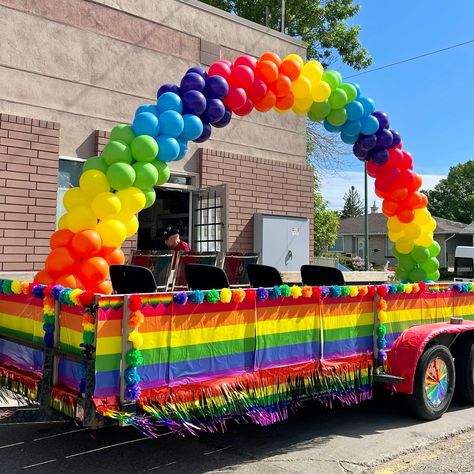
[444,233,456,269]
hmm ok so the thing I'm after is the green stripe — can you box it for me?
[0,325,40,344]
[58,342,82,356]
[322,324,373,342]
[95,353,122,372]
[257,329,318,349]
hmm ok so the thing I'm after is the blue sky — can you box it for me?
[320,0,474,210]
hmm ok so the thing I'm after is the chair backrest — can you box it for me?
[247,263,283,288]
[172,252,219,290]
[300,264,345,286]
[130,250,173,290]
[222,253,259,287]
[110,264,157,294]
[184,264,230,291]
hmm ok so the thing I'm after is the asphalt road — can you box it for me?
[2,392,474,473]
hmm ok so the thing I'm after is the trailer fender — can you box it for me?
[387,320,474,394]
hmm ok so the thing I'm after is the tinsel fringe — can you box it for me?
[50,386,77,418]
[0,366,39,402]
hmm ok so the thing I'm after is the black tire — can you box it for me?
[454,338,474,403]
[409,345,455,420]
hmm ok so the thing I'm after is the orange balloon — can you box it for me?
[77,257,109,287]
[279,59,302,81]
[275,92,294,111]
[259,52,282,67]
[397,209,415,223]
[254,89,277,112]
[92,280,113,295]
[271,74,292,97]
[375,188,387,199]
[71,230,102,258]
[256,60,279,84]
[382,200,398,217]
[50,229,75,250]
[55,274,79,289]
[100,247,125,266]
[45,247,77,277]
[34,269,54,285]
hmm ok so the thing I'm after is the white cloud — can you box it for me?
[320,171,445,211]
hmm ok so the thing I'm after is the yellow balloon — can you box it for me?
[414,232,434,247]
[388,230,403,242]
[403,223,421,240]
[291,75,312,99]
[80,169,110,197]
[57,214,69,230]
[113,210,135,222]
[422,217,437,233]
[67,205,98,233]
[311,80,331,102]
[292,95,313,115]
[91,192,121,220]
[122,215,139,238]
[116,187,146,214]
[414,208,432,226]
[395,237,415,254]
[387,216,403,233]
[302,60,324,84]
[95,219,127,247]
[63,187,90,211]
[284,54,304,67]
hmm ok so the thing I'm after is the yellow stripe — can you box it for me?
[386,305,452,324]
[142,330,171,350]
[96,336,122,355]
[59,327,82,350]
[453,304,474,318]
[0,311,43,339]
[323,312,374,330]
[257,315,320,337]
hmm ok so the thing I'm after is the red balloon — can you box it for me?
[396,169,415,188]
[275,92,294,111]
[382,200,398,217]
[223,87,247,111]
[71,230,102,258]
[375,187,387,199]
[256,60,279,84]
[234,55,257,71]
[254,89,277,112]
[77,257,109,287]
[374,177,392,194]
[208,61,231,80]
[45,247,77,277]
[397,209,415,223]
[399,151,414,169]
[100,247,125,266]
[50,229,74,250]
[271,74,292,97]
[381,166,401,185]
[229,65,254,90]
[367,161,382,178]
[248,78,267,102]
[390,187,409,202]
[233,98,254,116]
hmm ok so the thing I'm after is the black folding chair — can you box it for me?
[247,263,283,288]
[110,264,157,294]
[222,252,259,288]
[184,264,230,291]
[300,264,345,286]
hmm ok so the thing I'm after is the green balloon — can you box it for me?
[83,155,108,174]
[392,246,402,259]
[411,246,430,263]
[131,135,159,162]
[409,267,427,283]
[321,71,339,91]
[133,162,159,190]
[426,270,440,282]
[101,140,132,165]
[328,88,348,109]
[395,267,409,281]
[398,254,416,272]
[106,162,136,190]
[150,160,170,185]
[332,70,343,87]
[327,107,347,126]
[308,101,331,121]
[428,241,441,257]
[143,188,156,209]
[340,83,357,103]
[420,257,440,274]
[110,124,136,144]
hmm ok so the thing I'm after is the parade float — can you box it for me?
[1,51,474,436]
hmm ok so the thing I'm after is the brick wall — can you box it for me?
[0,114,60,271]
[200,149,314,256]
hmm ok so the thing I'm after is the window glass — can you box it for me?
[56,159,84,226]
[327,237,344,252]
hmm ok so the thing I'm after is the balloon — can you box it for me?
[180,114,204,140]
[77,257,109,287]
[157,135,180,162]
[203,98,225,122]
[57,214,69,230]
[157,92,183,114]
[55,274,80,289]
[130,135,159,162]
[158,110,185,137]
[187,66,206,77]
[340,83,357,103]
[341,132,358,144]
[409,267,427,283]
[358,134,377,151]
[279,59,302,81]
[302,60,323,83]
[395,267,409,282]
[311,81,331,102]
[399,151,414,169]
[67,205,97,233]
[345,100,364,121]
[83,156,108,174]
[135,104,158,116]
[272,74,292,97]
[359,97,376,116]
[398,254,417,271]
[101,141,132,166]
[373,111,390,130]
[133,162,159,189]
[80,169,110,198]
[326,108,347,127]
[106,163,136,191]
[415,232,434,247]
[234,55,257,70]
[254,89,277,112]
[230,65,254,89]
[34,269,54,285]
[395,237,415,254]
[391,188,409,202]
[100,246,125,266]
[123,215,139,238]
[291,96,312,115]
[248,77,267,102]
[342,119,362,137]
[91,192,121,220]
[420,257,439,274]
[205,75,229,99]
[413,208,431,226]
[426,270,440,282]
[403,222,421,240]
[308,101,331,122]
[291,76,311,99]
[71,230,102,257]
[361,115,379,135]
[390,130,402,148]
[50,229,74,250]
[256,60,279,83]
[208,61,232,80]
[323,119,342,133]
[132,112,160,137]
[63,187,90,211]
[223,87,246,111]
[45,247,76,277]
[321,71,339,91]
[194,122,212,143]
[370,148,389,165]
[180,72,206,93]
[387,216,403,233]
[234,98,254,116]
[376,129,393,148]
[411,246,430,263]
[157,83,180,98]
[92,280,113,295]
[328,88,348,109]
[274,93,294,111]
[353,143,368,160]
[211,108,232,128]
[117,187,146,214]
[143,188,156,208]
[398,208,415,223]
[260,52,282,66]
[428,241,441,257]
[149,160,170,186]
[95,220,126,248]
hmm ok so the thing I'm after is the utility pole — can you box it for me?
[364,161,369,270]
[281,0,285,33]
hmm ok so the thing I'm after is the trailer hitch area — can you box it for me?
[373,372,404,385]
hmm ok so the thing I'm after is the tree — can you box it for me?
[313,174,339,255]
[201,0,372,69]
[340,185,363,218]
[423,160,474,224]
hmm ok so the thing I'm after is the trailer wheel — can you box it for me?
[454,338,474,403]
[410,345,455,420]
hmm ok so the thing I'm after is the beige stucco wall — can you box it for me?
[0,0,307,171]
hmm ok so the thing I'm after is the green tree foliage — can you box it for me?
[424,160,474,224]
[202,0,372,69]
[340,185,363,218]
[313,174,339,255]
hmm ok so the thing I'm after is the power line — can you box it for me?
[345,39,474,78]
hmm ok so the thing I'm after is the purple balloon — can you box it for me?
[211,107,232,128]
[390,129,402,148]
[373,111,390,130]
[187,66,206,77]
[370,147,389,165]
[358,134,377,151]
[205,75,229,100]
[203,98,225,123]
[376,129,393,148]
[180,73,206,93]
[353,143,368,161]
[182,90,207,115]
[194,121,212,143]
[157,83,179,99]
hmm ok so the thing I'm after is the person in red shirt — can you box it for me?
[163,227,190,269]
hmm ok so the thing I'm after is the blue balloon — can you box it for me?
[157,92,183,114]
[345,101,364,121]
[359,97,376,116]
[342,119,362,137]
[180,114,203,141]
[157,135,180,162]
[132,112,160,137]
[158,110,184,138]
[341,131,358,144]
[323,118,342,133]
[187,67,206,77]
[211,107,232,128]
[205,76,229,99]
[176,138,188,160]
[135,104,158,116]
[361,115,379,135]
[157,83,180,99]
[182,91,207,115]
[193,122,212,143]
[180,73,206,93]
[352,83,361,98]
[203,98,225,123]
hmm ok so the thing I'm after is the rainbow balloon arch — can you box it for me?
[34,52,441,293]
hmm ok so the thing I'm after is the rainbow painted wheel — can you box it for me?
[410,345,455,420]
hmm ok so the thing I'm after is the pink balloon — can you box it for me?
[233,98,254,117]
[230,65,254,90]
[208,61,232,80]
[234,55,257,71]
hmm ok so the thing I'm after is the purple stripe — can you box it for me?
[0,339,43,373]
[385,331,401,349]
[94,386,119,398]
[323,336,373,359]
[258,353,315,370]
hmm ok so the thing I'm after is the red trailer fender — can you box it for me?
[387,320,474,394]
